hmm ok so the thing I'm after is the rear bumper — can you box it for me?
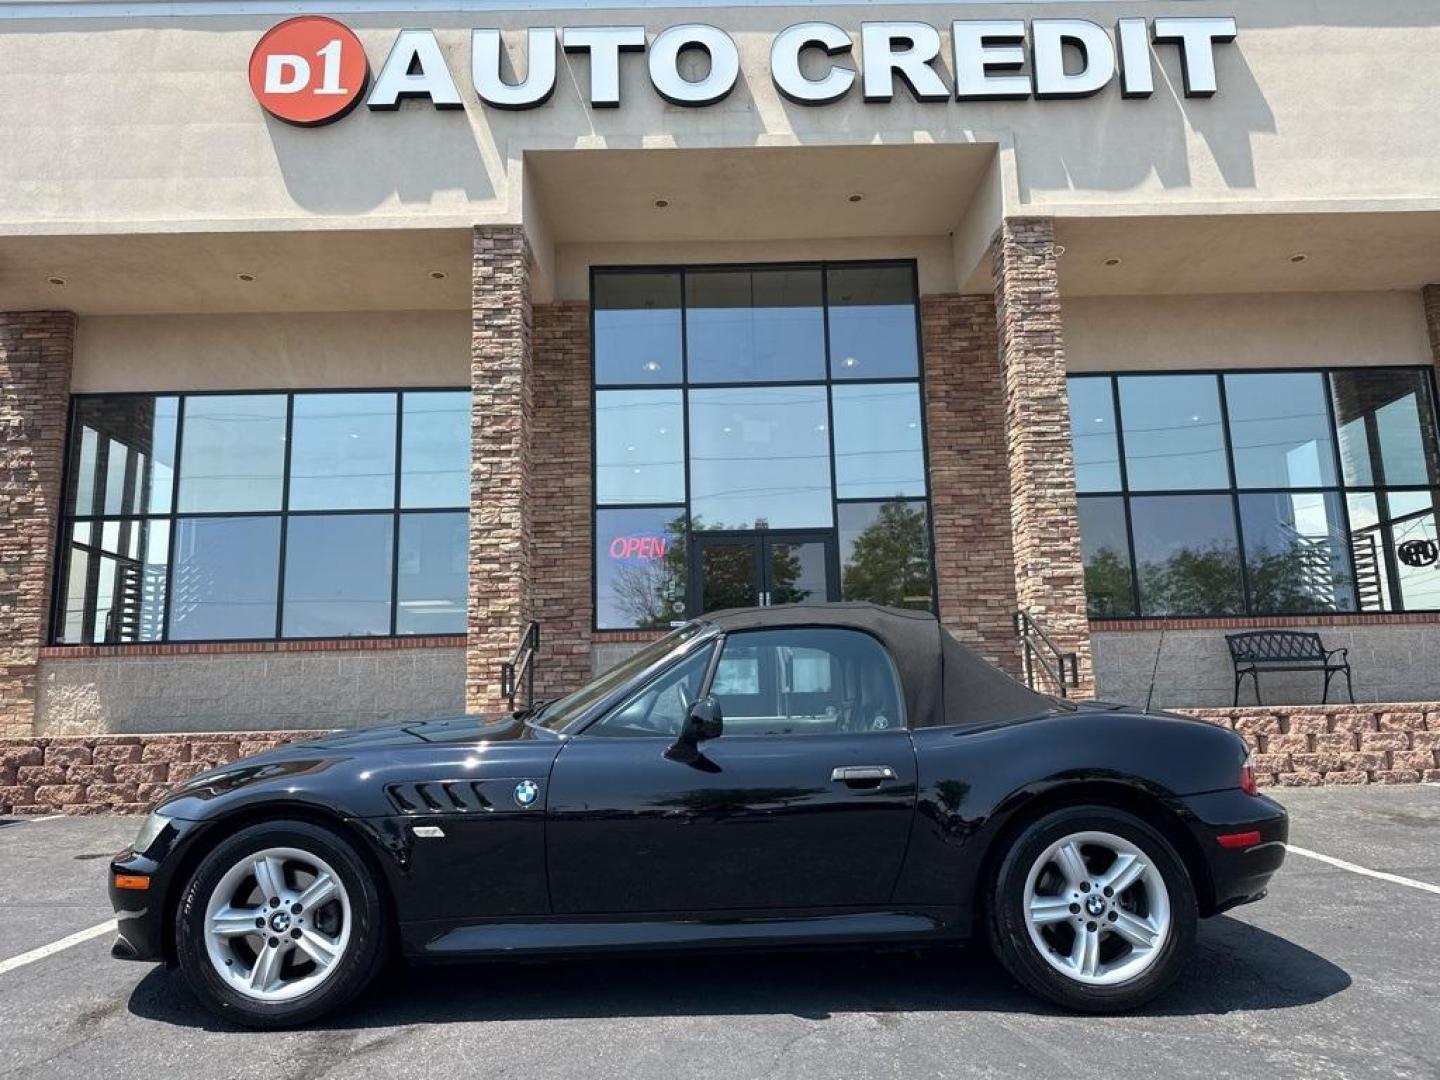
[1179,789,1289,915]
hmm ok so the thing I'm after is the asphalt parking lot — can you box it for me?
[1,786,1437,1080]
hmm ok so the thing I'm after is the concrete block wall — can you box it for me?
[1094,624,1440,709]
[35,646,464,735]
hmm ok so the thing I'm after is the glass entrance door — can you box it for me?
[691,531,838,615]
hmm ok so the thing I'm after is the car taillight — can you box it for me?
[1239,757,1258,796]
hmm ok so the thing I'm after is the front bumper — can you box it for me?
[108,817,211,964]
[1179,789,1289,915]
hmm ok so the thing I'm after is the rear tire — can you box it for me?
[175,819,389,1029]
[986,805,1197,1013]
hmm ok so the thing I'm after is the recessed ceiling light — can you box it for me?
[47,276,66,286]
[815,424,827,433]
[1104,257,1123,267]
[1289,253,1309,263]
[643,360,661,372]
[429,270,447,280]
[654,198,670,208]
[657,427,667,436]
[848,193,863,203]
[237,273,256,283]
[625,445,636,453]
[841,357,859,368]
[722,426,733,434]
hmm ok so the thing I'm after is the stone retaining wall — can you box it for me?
[1178,703,1440,787]
[3,702,1437,816]
[1,732,292,815]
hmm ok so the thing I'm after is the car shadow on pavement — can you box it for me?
[126,915,1350,1031]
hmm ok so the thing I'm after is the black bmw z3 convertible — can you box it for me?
[110,603,1287,1027]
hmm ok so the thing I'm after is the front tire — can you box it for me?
[175,820,389,1028]
[987,805,1197,1013]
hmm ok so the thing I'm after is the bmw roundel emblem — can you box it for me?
[513,780,540,808]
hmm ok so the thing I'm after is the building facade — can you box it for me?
[5,0,1440,744]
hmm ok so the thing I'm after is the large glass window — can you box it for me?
[837,500,932,611]
[685,268,826,384]
[1118,374,1228,490]
[289,392,397,510]
[56,389,470,644]
[1072,368,1440,618]
[827,265,920,380]
[592,261,931,629]
[177,395,287,513]
[169,516,282,641]
[595,506,688,630]
[595,390,685,505]
[1225,373,1336,489]
[593,272,684,386]
[689,386,832,529]
[831,383,925,499]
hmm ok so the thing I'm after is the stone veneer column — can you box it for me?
[1422,284,1440,371]
[991,218,1093,693]
[0,312,75,737]
[531,301,593,697]
[467,227,535,713]
[920,294,1022,674]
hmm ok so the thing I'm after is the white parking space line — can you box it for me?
[0,920,116,978]
[1286,844,1440,896]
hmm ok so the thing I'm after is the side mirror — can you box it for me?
[666,695,723,763]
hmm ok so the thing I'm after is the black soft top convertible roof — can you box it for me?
[703,603,1055,728]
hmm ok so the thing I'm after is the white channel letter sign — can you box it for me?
[250,16,1239,125]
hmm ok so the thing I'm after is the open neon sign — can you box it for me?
[609,535,670,561]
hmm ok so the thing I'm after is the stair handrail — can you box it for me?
[501,620,541,711]
[1013,609,1080,698]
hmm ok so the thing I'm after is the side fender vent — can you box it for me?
[386,781,496,815]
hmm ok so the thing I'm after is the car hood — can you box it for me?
[153,713,564,820]
[294,713,543,750]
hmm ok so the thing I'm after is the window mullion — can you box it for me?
[275,394,295,640]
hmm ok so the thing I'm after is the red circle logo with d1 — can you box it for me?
[249,16,369,126]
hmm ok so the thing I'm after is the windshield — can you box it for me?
[529,623,709,733]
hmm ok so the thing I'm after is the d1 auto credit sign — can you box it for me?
[250,15,1238,125]
[249,16,370,126]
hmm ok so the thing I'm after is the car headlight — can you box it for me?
[132,811,171,855]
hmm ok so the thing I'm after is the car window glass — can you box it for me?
[588,643,715,738]
[711,628,902,736]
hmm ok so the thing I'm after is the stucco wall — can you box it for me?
[4,2,1440,234]
[1093,625,1440,709]
[1064,291,1430,373]
[73,310,470,392]
[36,647,465,735]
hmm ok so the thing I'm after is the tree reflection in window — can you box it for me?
[838,500,932,610]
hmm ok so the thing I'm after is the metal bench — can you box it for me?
[1225,630,1353,706]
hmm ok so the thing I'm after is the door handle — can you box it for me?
[830,766,897,786]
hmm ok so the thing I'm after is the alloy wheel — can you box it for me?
[202,846,352,1003]
[1021,829,1171,986]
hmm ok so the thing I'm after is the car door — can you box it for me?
[546,626,918,915]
